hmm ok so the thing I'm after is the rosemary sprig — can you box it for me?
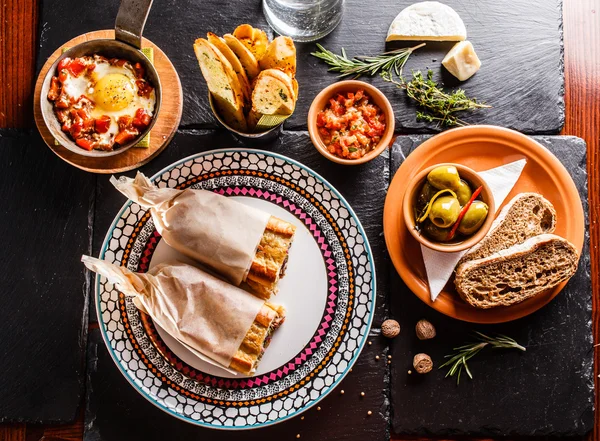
[398,70,491,127]
[439,332,526,384]
[311,43,425,81]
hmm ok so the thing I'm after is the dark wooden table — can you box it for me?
[0,0,597,440]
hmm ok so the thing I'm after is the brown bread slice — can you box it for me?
[458,193,556,267]
[455,234,579,309]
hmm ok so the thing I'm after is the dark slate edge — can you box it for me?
[83,328,101,441]
[0,128,34,137]
[387,135,593,437]
[0,130,95,423]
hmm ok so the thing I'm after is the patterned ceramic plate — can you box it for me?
[96,149,375,429]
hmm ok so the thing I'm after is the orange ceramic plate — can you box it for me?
[383,126,585,323]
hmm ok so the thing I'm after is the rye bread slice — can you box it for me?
[458,193,556,268]
[455,234,579,309]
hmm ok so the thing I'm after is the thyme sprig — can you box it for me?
[439,332,526,384]
[398,70,491,127]
[311,43,425,81]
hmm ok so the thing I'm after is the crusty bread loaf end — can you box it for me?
[455,234,579,309]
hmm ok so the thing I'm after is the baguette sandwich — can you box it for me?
[246,216,296,299]
[230,302,286,375]
[82,257,286,375]
[111,173,295,300]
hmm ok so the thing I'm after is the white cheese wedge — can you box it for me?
[386,1,467,42]
[442,41,481,81]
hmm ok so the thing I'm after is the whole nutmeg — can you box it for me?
[413,353,433,374]
[415,319,436,340]
[381,319,400,338]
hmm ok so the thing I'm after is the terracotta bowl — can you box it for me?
[402,163,496,253]
[307,80,395,165]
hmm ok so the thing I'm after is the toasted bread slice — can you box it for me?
[193,38,247,131]
[259,36,296,76]
[251,69,296,117]
[261,68,296,101]
[223,34,260,79]
[455,234,579,309]
[233,24,269,60]
[207,32,251,103]
[458,193,556,268]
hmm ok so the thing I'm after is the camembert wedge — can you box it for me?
[386,1,467,42]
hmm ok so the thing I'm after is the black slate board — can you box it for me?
[290,0,565,133]
[389,135,594,437]
[84,130,390,440]
[37,0,564,133]
[0,130,95,423]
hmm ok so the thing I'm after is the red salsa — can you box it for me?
[316,89,386,160]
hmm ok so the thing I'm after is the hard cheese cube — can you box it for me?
[442,41,481,81]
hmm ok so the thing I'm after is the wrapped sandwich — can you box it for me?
[82,256,285,375]
[111,172,296,299]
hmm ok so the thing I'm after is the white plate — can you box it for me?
[95,149,375,429]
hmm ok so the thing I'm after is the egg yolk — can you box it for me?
[94,73,135,111]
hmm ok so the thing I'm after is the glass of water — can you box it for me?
[263,0,344,42]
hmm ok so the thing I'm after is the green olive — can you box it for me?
[416,181,437,212]
[427,165,461,191]
[456,179,473,206]
[429,195,460,228]
[421,221,453,242]
[458,201,489,235]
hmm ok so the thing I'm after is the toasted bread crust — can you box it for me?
[229,302,286,374]
[233,24,269,60]
[246,216,296,298]
[223,34,260,79]
[259,36,296,76]
[251,69,296,117]
[455,234,579,309]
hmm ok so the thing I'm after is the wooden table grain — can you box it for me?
[0,0,597,439]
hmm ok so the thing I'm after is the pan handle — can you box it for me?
[115,0,153,49]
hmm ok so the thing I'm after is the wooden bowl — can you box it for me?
[402,163,495,253]
[307,80,394,165]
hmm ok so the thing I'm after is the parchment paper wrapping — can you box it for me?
[82,256,264,370]
[110,172,270,286]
